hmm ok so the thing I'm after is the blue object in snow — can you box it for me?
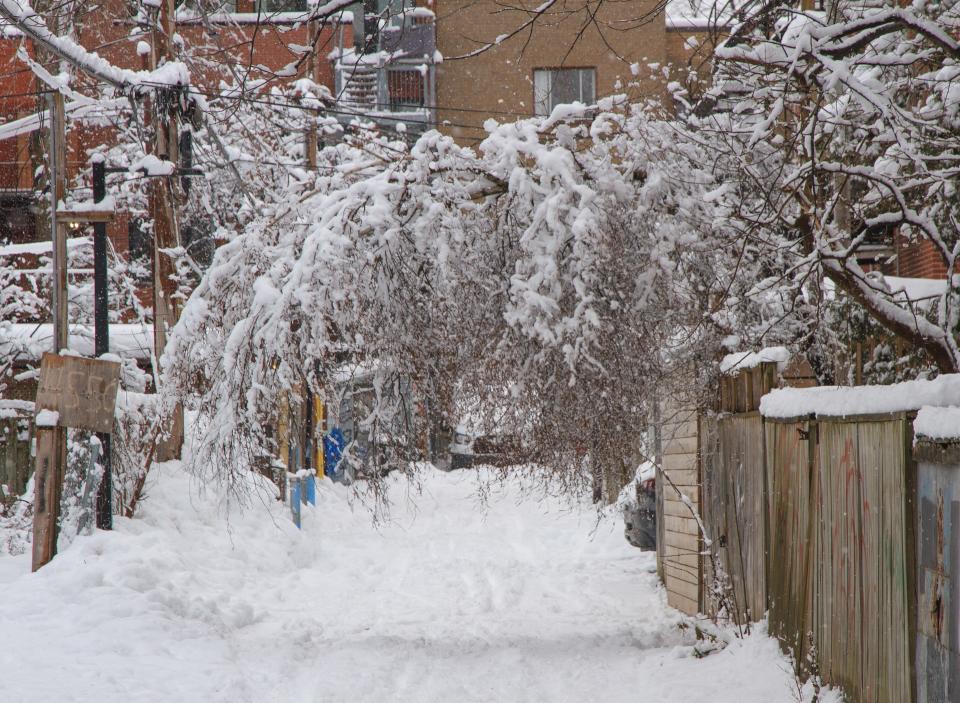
[290,476,302,529]
[305,474,316,505]
[323,428,346,479]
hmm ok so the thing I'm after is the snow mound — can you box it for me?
[720,346,790,375]
[1,461,836,702]
[914,405,960,442]
[760,374,960,419]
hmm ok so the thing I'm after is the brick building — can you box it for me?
[0,1,352,255]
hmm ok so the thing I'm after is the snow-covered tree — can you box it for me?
[697,0,960,373]
[162,100,749,500]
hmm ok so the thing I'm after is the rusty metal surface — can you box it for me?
[916,459,960,703]
[35,352,120,434]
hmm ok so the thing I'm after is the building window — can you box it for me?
[533,68,596,116]
[254,0,307,11]
[387,68,425,111]
[0,193,37,245]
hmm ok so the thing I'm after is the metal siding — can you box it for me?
[916,458,960,703]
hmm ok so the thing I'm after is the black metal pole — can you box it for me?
[92,158,112,530]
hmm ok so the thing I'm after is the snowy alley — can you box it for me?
[0,463,819,703]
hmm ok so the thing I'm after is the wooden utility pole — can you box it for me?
[304,18,319,169]
[150,0,184,461]
[33,91,69,571]
[50,91,67,352]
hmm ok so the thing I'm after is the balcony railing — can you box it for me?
[333,12,436,133]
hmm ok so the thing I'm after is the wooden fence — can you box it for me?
[763,414,916,703]
[913,438,960,703]
[659,405,701,615]
[700,412,766,624]
[0,416,32,500]
[659,360,920,703]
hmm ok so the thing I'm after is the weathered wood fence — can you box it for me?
[764,412,915,703]
[658,360,922,703]
[0,415,32,500]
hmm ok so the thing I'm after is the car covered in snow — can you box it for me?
[620,462,656,550]
[448,424,524,469]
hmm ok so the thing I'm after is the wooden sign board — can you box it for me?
[35,353,121,433]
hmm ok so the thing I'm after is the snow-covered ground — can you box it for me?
[0,464,826,702]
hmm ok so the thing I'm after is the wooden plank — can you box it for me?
[35,353,121,433]
[663,435,698,456]
[663,515,699,535]
[664,529,701,552]
[662,499,704,517]
[31,428,64,571]
[662,474,700,493]
[663,453,697,473]
[667,589,699,615]
[664,562,699,587]
[661,551,700,569]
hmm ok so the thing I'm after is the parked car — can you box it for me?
[621,463,656,550]
[448,424,524,469]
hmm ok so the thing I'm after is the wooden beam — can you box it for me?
[58,209,115,224]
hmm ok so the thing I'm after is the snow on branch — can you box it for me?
[0,0,189,92]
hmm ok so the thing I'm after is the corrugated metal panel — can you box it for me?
[916,454,960,703]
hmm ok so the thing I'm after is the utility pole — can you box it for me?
[50,91,67,352]
[305,18,319,169]
[92,157,112,530]
[150,0,184,461]
[33,89,69,571]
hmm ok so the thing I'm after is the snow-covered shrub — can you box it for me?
[162,100,750,502]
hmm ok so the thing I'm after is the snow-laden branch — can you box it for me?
[0,0,189,91]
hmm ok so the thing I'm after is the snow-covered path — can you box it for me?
[0,464,808,702]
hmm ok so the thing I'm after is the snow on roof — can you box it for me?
[914,406,960,443]
[760,374,960,420]
[720,346,789,375]
[0,236,91,257]
[666,0,740,30]
[0,323,153,362]
[0,398,34,419]
[885,275,951,303]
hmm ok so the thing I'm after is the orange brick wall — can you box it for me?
[0,1,348,255]
[893,233,948,279]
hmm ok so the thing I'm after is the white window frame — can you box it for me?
[533,67,596,117]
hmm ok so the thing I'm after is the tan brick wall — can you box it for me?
[434,0,667,144]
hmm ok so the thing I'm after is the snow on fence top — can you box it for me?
[719,346,790,375]
[0,323,153,362]
[0,237,91,257]
[759,374,960,420]
[914,406,960,442]
[0,398,34,419]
